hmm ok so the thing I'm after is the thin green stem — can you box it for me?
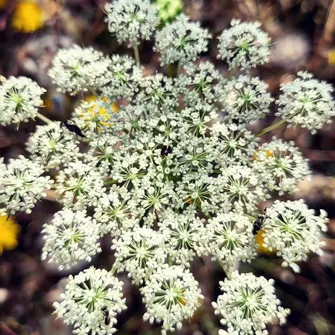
[134,45,140,66]
[227,67,238,80]
[88,87,99,97]
[176,62,182,76]
[218,261,232,279]
[36,112,54,125]
[257,119,286,137]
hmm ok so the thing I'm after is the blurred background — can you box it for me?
[1,0,335,334]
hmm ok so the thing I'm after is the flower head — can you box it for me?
[53,267,127,334]
[178,61,222,106]
[101,54,143,99]
[112,227,167,284]
[27,123,81,170]
[252,139,310,194]
[0,76,45,125]
[206,213,256,272]
[158,208,206,267]
[217,19,271,70]
[49,46,111,95]
[154,14,211,66]
[55,160,106,210]
[276,71,335,133]
[0,215,21,254]
[42,209,101,270]
[141,265,203,335]
[11,1,44,33]
[0,156,53,214]
[261,200,328,272]
[105,0,160,47]
[213,272,290,335]
[221,75,273,123]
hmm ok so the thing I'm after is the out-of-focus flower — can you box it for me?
[0,215,20,254]
[156,0,183,22]
[328,49,335,65]
[11,1,44,33]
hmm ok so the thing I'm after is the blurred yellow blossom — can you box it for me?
[11,0,44,33]
[0,215,21,254]
[328,49,335,65]
[255,229,276,255]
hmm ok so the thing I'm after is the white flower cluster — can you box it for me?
[49,45,111,95]
[141,265,204,335]
[276,71,335,133]
[213,272,290,335]
[42,209,101,270]
[0,76,45,125]
[1,4,334,335]
[105,0,160,47]
[0,156,53,215]
[252,139,310,194]
[261,200,328,272]
[53,267,127,334]
[218,19,271,70]
[221,75,273,123]
[100,54,142,99]
[27,123,81,170]
[154,14,211,65]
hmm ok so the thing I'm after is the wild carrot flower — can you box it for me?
[217,19,271,70]
[213,272,290,335]
[0,76,45,125]
[276,71,335,133]
[53,267,127,334]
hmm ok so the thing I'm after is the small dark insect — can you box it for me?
[101,306,110,326]
[61,120,86,138]
[252,208,267,236]
[161,145,173,156]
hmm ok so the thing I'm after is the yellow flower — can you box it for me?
[80,95,119,131]
[0,215,21,254]
[328,49,335,65]
[252,149,274,161]
[11,1,44,33]
[255,229,276,255]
